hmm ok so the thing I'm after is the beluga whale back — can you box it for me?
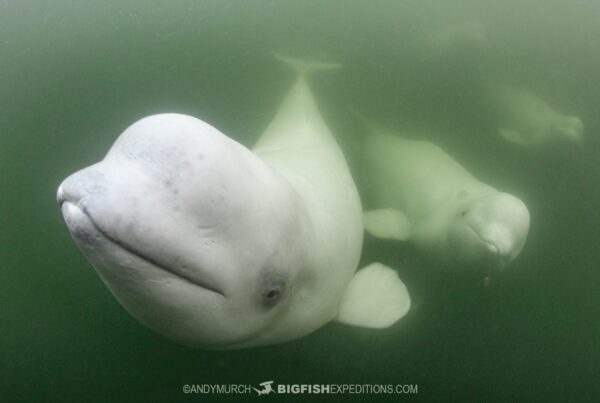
[57,56,410,349]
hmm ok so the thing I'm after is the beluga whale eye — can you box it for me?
[265,288,280,301]
[261,281,285,307]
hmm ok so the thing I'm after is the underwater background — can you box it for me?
[1,0,599,401]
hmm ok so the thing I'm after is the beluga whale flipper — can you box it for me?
[359,118,530,278]
[57,56,410,350]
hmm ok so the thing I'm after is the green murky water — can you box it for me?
[1,1,599,401]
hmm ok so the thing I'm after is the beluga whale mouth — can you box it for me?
[467,223,499,254]
[466,223,513,268]
[58,193,225,297]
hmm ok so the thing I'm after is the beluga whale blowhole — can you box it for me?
[57,56,411,349]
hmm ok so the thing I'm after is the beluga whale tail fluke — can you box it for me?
[57,55,410,349]
[274,53,342,76]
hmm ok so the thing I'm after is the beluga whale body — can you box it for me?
[420,20,487,61]
[488,82,583,148]
[361,120,530,278]
[57,56,410,349]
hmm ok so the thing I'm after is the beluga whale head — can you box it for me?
[58,114,317,349]
[551,115,583,146]
[446,191,530,271]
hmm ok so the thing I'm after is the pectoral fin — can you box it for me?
[364,209,412,240]
[498,128,527,146]
[335,263,411,328]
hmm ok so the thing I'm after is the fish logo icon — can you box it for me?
[253,381,276,396]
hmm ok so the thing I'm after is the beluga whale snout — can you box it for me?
[58,56,412,349]
[449,191,530,270]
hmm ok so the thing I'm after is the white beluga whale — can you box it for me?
[360,120,530,277]
[57,56,410,349]
[420,20,487,60]
[488,82,583,148]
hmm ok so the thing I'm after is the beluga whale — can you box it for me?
[420,20,487,61]
[57,56,410,349]
[488,82,583,148]
[360,119,531,279]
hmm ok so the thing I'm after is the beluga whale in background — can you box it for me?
[488,82,583,148]
[420,20,487,61]
[57,56,410,350]
[360,119,530,279]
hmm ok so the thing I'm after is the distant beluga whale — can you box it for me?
[488,82,583,148]
[420,20,487,60]
[360,119,530,277]
[57,56,410,349]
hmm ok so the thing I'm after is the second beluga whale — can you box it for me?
[57,56,411,350]
[361,120,531,278]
